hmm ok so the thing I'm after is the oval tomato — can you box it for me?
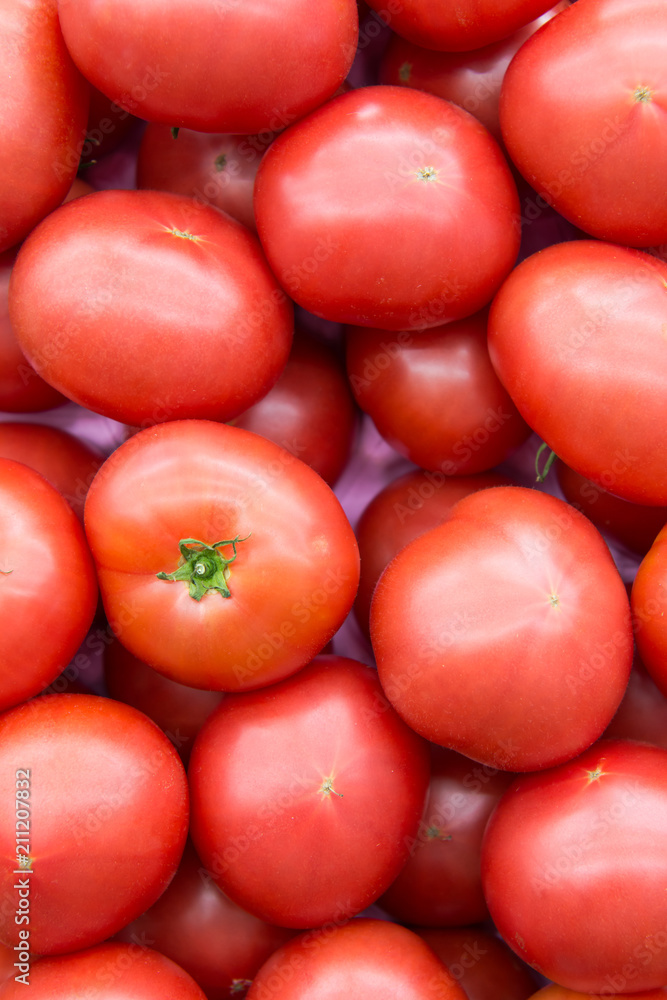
[189,656,429,928]
[9,189,293,426]
[84,420,359,691]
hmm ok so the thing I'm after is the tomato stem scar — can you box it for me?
[157,535,249,600]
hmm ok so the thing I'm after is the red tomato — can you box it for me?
[370,486,633,771]
[631,524,667,696]
[380,3,570,142]
[137,126,269,232]
[415,928,539,1000]
[9,189,293,426]
[0,943,207,998]
[365,0,556,51]
[246,919,467,1000]
[0,421,102,520]
[0,0,89,254]
[189,656,429,928]
[500,0,667,247]
[232,329,357,486]
[254,87,520,330]
[0,459,98,711]
[346,312,530,474]
[115,841,294,1000]
[379,746,515,926]
[0,694,188,955]
[354,468,513,635]
[526,987,667,1000]
[482,740,667,992]
[488,241,667,505]
[84,421,360,691]
[57,0,358,133]
[0,251,66,412]
[104,640,223,764]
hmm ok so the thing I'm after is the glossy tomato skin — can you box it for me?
[489,241,667,505]
[0,694,189,956]
[232,329,357,486]
[370,486,633,771]
[246,919,467,1000]
[57,0,358,133]
[189,656,430,928]
[379,746,515,926]
[354,469,513,635]
[9,189,293,426]
[631,524,667,696]
[254,87,520,331]
[115,841,294,1000]
[0,0,89,254]
[346,312,530,474]
[500,0,667,247]
[84,421,360,691]
[415,928,539,1000]
[0,459,98,712]
[482,740,667,992]
[0,943,207,999]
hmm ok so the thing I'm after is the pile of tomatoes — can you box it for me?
[1,0,667,997]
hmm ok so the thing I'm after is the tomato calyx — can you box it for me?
[156,536,248,601]
[535,441,557,483]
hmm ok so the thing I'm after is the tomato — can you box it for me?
[526,987,667,1000]
[104,639,223,764]
[0,421,102,520]
[246,919,467,1000]
[346,311,530,475]
[9,189,293,426]
[354,468,513,635]
[380,3,570,142]
[84,420,359,691]
[631,523,667,696]
[0,251,66,412]
[365,0,556,51]
[115,841,294,1000]
[189,655,429,928]
[254,86,520,331]
[414,928,539,1000]
[232,329,357,487]
[370,485,633,771]
[481,740,667,992]
[488,241,667,505]
[137,126,269,232]
[0,943,207,998]
[500,0,667,247]
[0,459,98,711]
[0,694,188,955]
[379,746,515,926]
[0,0,89,254]
[57,0,358,133]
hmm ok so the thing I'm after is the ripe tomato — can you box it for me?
[0,459,98,711]
[9,189,293,426]
[254,86,520,330]
[488,241,667,505]
[415,928,539,1000]
[370,486,633,771]
[84,421,359,691]
[631,523,667,696]
[0,694,189,955]
[482,740,667,992]
[189,656,429,928]
[57,0,358,133]
[500,0,667,246]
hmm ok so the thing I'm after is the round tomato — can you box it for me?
[500,0,667,246]
[370,485,633,771]
[482,740,667,992]
[9,189,293,426]
[254,86,520,330]
[0,694,188,955]
[488,241,667,505]
[84,420,359,691]
[0,459,98,711]
[189,656,429,928]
